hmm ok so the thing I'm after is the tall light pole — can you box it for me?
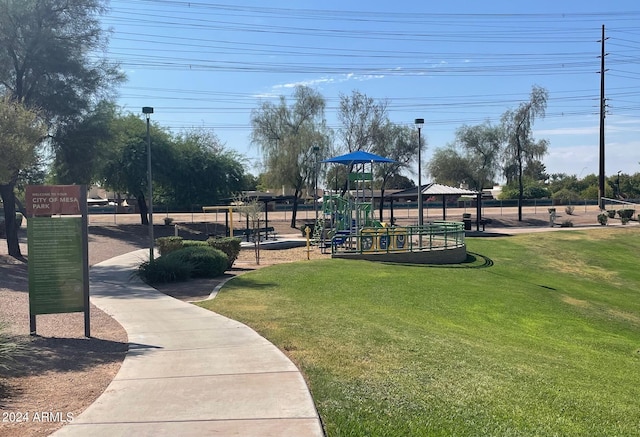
[143,106,154,261]
[415,118,424,227]
[313,145,320,224]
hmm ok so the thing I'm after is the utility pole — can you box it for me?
[598,24,608,210]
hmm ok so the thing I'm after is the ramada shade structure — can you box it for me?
[390,183,482,230]
[321,150,397,165]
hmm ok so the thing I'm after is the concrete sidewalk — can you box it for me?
[52,249,324,437]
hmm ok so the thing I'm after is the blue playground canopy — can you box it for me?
[322,150,397,165]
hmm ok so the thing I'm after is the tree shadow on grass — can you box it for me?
[222,275,279,291]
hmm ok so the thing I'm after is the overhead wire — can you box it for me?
[102,1,639,140]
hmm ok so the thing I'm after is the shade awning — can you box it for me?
[391,183,479,198]
[322,150,397,165]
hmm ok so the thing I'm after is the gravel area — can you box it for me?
[0,228,142,437]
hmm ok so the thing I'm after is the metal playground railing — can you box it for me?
[330,221,465,255]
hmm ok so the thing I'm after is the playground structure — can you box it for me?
[316,151,467,264]
[313,192,466,264]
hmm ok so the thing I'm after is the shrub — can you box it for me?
[499,183,550,200]
[617,209,635,220]
[207,237,242,269]
[560,219,574,228]
[137,256,192,284]
[552,188,580,204]
[156,236,184,256]
[597,213,608,225]
[564,205,575,215]
[165,246,228,278]
[607,210,616,218]
[183,240,209,249]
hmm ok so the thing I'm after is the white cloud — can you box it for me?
[270,72,386,91]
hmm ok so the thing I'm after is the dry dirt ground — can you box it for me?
[0,206,620,436]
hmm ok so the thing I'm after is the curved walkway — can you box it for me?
[52,249,324,437]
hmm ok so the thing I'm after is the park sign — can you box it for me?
[26,185,82,216]
[26,185,90,337]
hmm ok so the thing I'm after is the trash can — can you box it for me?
[462,213,472,230]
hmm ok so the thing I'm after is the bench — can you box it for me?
[232,227,277,241]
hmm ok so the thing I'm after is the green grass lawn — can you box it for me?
[197,228,640,436]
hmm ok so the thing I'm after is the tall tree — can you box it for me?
[160,129,247,209]
[0,0,121,119]
[0,97,46,257]
[427,146,472,187]
[50,101,117,185]
[372,123,417,221]
[427,122,503,192]
[335,91,389,195]
[0,0,121,255]
[455,122,504,191]
[501,86,549,221]
[337,90,387,154]
[251,86,331,228]
[99,114,173,225]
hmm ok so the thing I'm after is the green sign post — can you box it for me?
[26,185,90,337]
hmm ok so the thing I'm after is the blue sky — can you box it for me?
[102,0,640,183]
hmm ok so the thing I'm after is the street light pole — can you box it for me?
[143,106,154,261]
[415,118,424,227]
[313,146,320,224]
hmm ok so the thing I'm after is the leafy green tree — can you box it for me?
[378,174,415,190]
[427,122,503,192]
[580,185,599,200]
[613,172,640,199]
[552,188,580,204]
[427,146,472,187]
[523,159,548,182]
[337,90,387,154]
[160,130,246,209]
[499,181,550,200]
[501,86,549,221]
[0,0,121,120]
[333,91,390,194]
[243,173,259,192]
[50,101,117,185]
[0,97,46,257]
[455,122,504,191]
[99,114,173,224]
[0,0,121,255]
[324,165,350,193]
[251,86,331,228]
[372,123,418,220]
